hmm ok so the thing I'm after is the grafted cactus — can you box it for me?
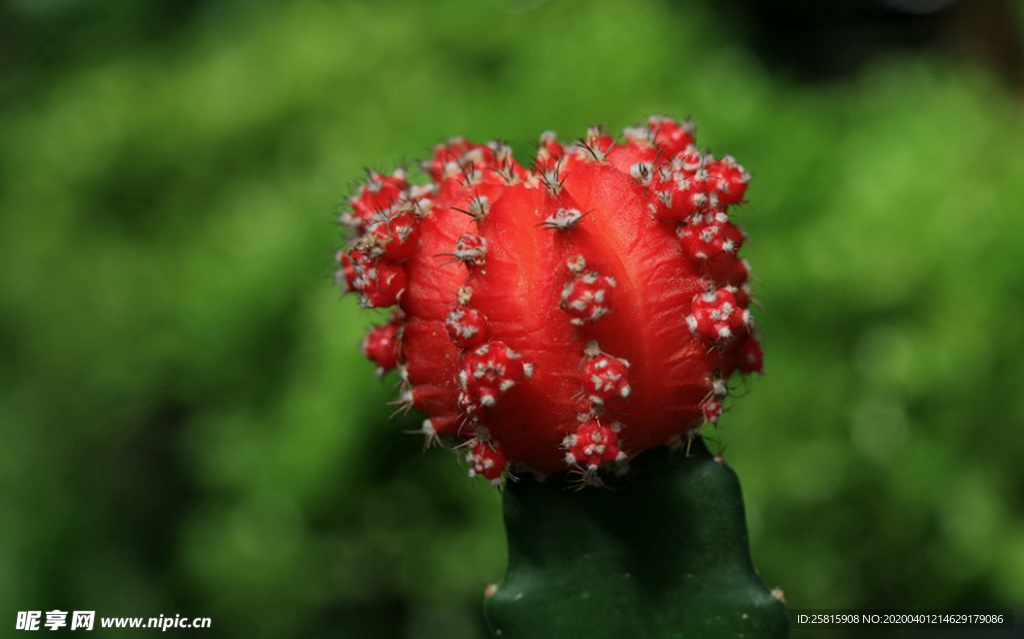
[336,117,786,637]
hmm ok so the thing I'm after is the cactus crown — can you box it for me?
[338,116,762,485]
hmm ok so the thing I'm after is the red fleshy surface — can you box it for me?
[337,117,763,478]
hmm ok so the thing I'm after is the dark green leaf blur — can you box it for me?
[2,0,1023,637]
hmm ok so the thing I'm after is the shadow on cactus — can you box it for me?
[336,116,788,637]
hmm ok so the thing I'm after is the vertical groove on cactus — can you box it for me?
[484,437,788,638]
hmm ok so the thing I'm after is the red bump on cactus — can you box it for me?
[533,131,564,173]
[344,169,409,233]
[361,320,401,376]
[351,258,408,309]
[677,211,746,261]
[541,207,585,231]
[701,396,724,424]
[445,305,490,351]
[458,341,532,414]
[466,438,507,485]
[563,419,627,471]
[452,233,487,266]
[560,267,616,326]
[646,115,696,155]
[736,335,765,375]
[686,287,751,343]
[579,126,616,162]
[652,168,718,221]
[366,206,422,261]
[676,145,705,173]
[337,117,763,482]
[706,155,751,206]
[581,342,631,406]
[335,250,358,293]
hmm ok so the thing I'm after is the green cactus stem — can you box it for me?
[484,436,788,638]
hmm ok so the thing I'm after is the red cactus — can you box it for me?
[337,116,763,482]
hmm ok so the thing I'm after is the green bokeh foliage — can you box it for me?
[2,0,1023,637]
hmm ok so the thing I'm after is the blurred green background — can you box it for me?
[2,0,1024,637]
